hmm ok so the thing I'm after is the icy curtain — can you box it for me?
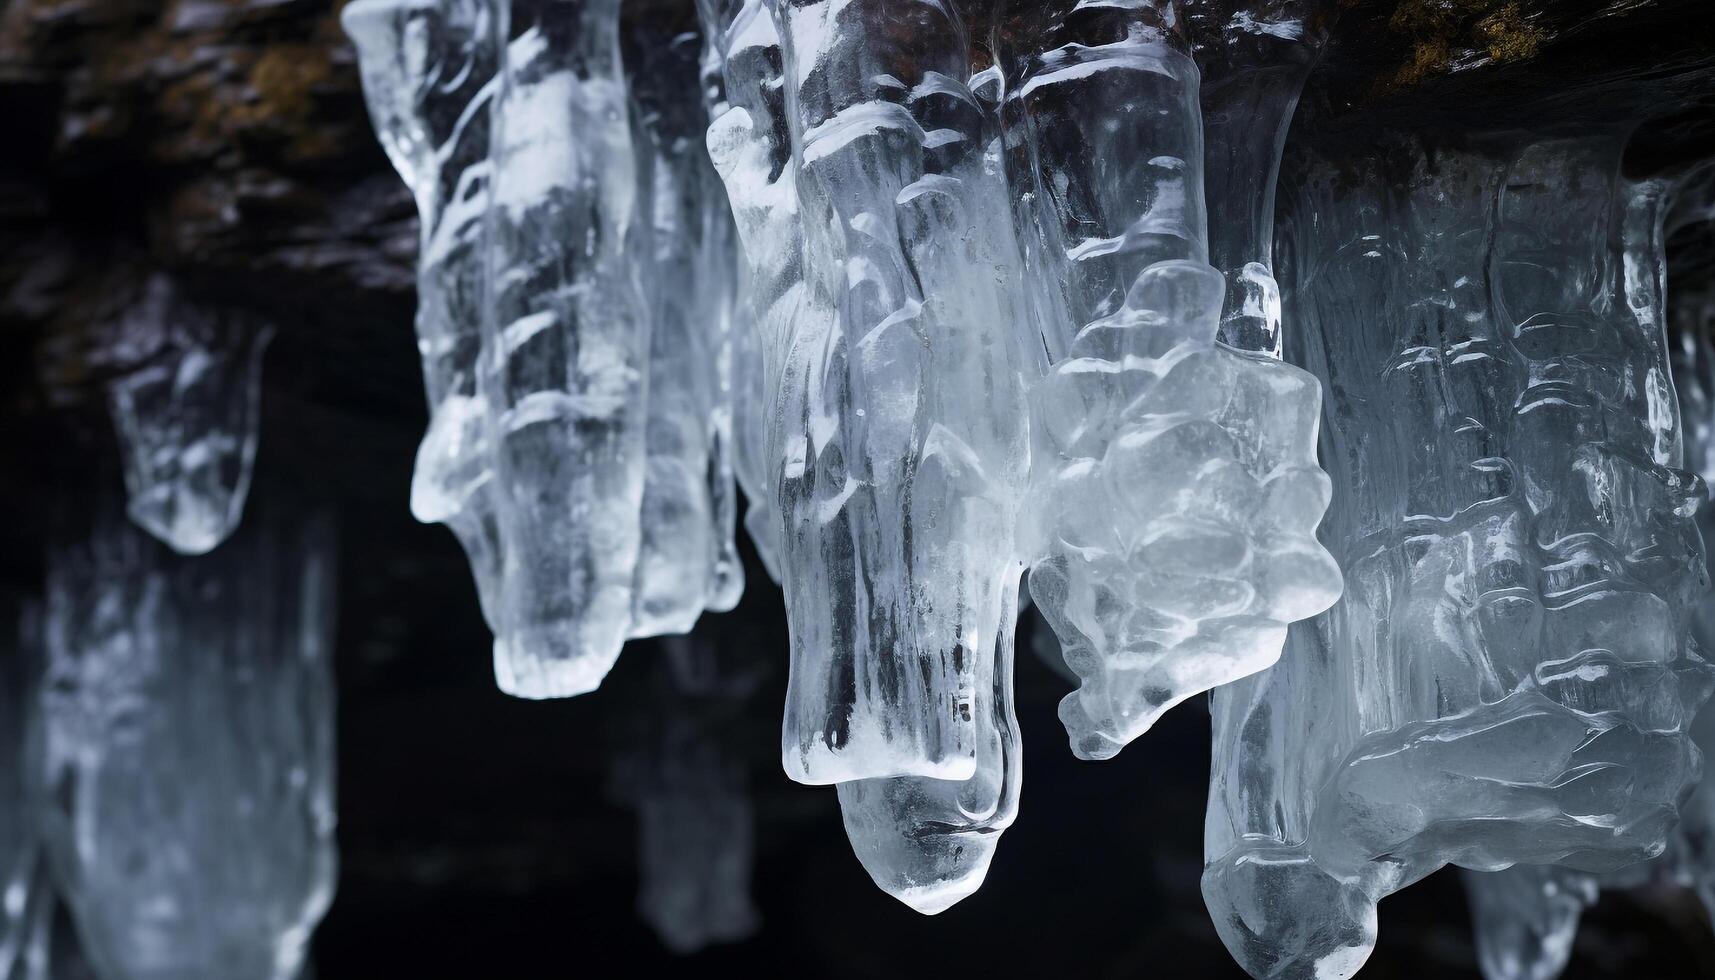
[1202,131,1713,980]
[33,503,338,980]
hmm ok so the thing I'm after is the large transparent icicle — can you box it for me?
[608,636,761,953]
[482,0,652,698]
[343,0,506,625]
[103,276,271,557]
[753,0,1032,785]
[623,17,744,636]
[1202,133,1713,980]
[1000,0,1340,761]
[35,505,338,980]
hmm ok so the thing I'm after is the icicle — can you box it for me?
[481,0,652,698]
[343,0,507,626]
[34,503,337,980]
[608,635,761,953]
[623,17,745,636]
[102,275,271,557]
[0,605,50,980]
[1461,866,1594,980]
[1202,133,1713,980]
[999,0,1340,761]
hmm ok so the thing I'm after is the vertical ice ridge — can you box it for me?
[102,275,272,557]
[482,0,652,699]
[1000,0,1341,762]
[758,0,1034,786]
[34,503,337,980]
[1201,132,1713,980]
[624,17,747,637]
[343,0,507,625]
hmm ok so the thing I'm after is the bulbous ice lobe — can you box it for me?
[1201,133,1713,980]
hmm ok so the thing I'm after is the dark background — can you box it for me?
[3,0,1715,976]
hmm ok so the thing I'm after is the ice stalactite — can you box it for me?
[34,503,337,980]
[1202,132,1713,980]
[482,0,652,698]
[343,0,507,626]
[624,17,745,636]
[608,636,761,953]
[1,605,51,980]
[999,0,1340,761]
[760,0,1033,788]
[101,275,272,557]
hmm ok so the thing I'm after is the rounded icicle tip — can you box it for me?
[836,776,1004,916]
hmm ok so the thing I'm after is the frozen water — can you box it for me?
[343,0,508,625]
[34,504,337,980]
[624,19,745,636]
[481,0,652,698]
[0,606,50,980]
[1000,1,1340,760]
[1202,132,1713,980]
[102,276,271,557]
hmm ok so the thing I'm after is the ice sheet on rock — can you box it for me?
[482,0,651,698]
[1201,133,1713,980]
[1185,0,1331,357]
[607,636,762,953]
[102,275,271,557]
[743,0,1032,784]
[836,575,1023,915]
[998,0,1340,761]
[343,0,507,625]
[35,504,337,980]
[623,19,744,636]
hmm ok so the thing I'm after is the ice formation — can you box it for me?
[101,275,272,557]
[608,636,761,953]
[1002,0,1341,761]
[479,0,652,698]
[624,18,745,635]
[1,606,49,980]
[1202,131,1713,980]
[34,504,337,980]
[343,0,508,623]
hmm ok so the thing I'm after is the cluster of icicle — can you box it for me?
[0,497,338,980]
[341,0,1715,973]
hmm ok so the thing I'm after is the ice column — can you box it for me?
[623,18,744,635]
[1202,133,1713,980]
[999,0,1341,761]
[758,0,1033,785]
[343,0,507,623]
[482,0,652,698]
[35,505,337,980]
[608,636,761,953]
[102,276,271,556]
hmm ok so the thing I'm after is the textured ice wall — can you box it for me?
[1000,0,1340,761]
[481,0,652,698]
[1203,133,1713,980]
[624,20,745,636]
[35,506,337,980]
[343,0,506,625]
[101,276,271,557]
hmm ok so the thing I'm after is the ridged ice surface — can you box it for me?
[343,0,507,625]
[625,20,744,636]
[343,0,504,628]
[35,506,337,980]
[1202,134,1713,980]
[102,275,271,557]
[608,636,760,954]
[742,0,1032,786]
[1001,1,1339,761]
[482,0,651,698]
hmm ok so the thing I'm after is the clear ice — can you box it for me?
[1001,0,1340,760]
[481,0,653,698]
[34,504,338,980]
[608,636,761,953]
[343,0,508,625]
[624,16,745,635]
[1202,132,1714,980]
[102,275,272,557]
